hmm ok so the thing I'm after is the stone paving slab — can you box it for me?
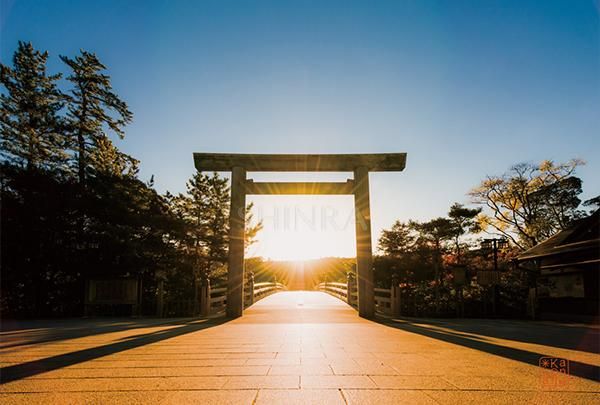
[301,375,376,389]
[1,291,599,404]
[342,389,437,405]
[256,389,345,404]
[268,364,333,375]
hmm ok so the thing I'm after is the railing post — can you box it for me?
[247,271,255,306]
[391,274,401,318]
[347,272,356,306]
[200,276,211,317]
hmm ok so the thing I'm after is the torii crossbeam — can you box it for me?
[193,153,407,318]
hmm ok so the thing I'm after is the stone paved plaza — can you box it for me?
[1,291,599,404]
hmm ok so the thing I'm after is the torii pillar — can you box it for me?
[353,166,374,317]
[193,153,407,319]
[227,166,247,318]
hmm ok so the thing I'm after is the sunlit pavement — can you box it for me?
[1,291,599,404]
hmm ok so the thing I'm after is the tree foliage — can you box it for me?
[60,50,133,184]
[0,42,259,317]
[376,160,594,318]
[378,220,416,258]
[447,203,481,262]
[469,160,586,249]
[0,41,67,172]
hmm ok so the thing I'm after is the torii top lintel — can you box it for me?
[193,153,407,172]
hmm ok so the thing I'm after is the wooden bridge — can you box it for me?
[2,289,598,404]
[171,273,397,320]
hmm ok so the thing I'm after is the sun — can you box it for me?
[246,195,357,261]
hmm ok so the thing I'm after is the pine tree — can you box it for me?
[0,41,67,172]
[447,203,481,263]
[176,172,231,279]
[410,218,455,315]
[60,50,132,184]
[90,135,139,177]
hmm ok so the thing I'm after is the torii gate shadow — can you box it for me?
[0,317,230,384]
[376,317,600,383]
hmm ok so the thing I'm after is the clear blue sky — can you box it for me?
[2,1,599,258]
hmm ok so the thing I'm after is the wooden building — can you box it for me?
[517,210,599,322]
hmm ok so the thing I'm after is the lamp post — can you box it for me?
[480,238,508,316]
[481,238,508,272]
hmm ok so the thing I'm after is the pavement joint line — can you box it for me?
[338,388,349,404]
[440,376,462,390]
[421,390,443,404]
[366,375,377,386]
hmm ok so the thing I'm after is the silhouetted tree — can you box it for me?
[411,218,455,314]
[0,41,67,172]
[378,220,416,258]
[171,172,230,280]
[1,43,182,317]
[447,203,481,262]
[171,172,262,284]
[60,50,133,185]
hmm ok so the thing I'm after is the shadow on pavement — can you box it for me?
[392,318,600,354]
[379,318,600,383]
[0,317,229,384]
[0,318,205,350]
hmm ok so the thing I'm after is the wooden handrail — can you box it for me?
[315,282,395,315]
[374,287,392,315]
[325,282,347,288]
[317,282,349,302]
[209,282,396,317]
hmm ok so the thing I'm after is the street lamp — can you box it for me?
[481,238,509,272]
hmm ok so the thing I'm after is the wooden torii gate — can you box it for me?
[193,153,407,318]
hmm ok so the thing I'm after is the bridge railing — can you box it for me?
[245,281,286,307]
[315,276,402,317]
[163,276,403,317]
[316,281,347,300]
[374,282,402,317]
[209,286,227,314]
[316,279,358,308]
[202,275,286,316]
[374,287,392,314]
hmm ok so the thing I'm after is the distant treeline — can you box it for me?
[245,257,355,290]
